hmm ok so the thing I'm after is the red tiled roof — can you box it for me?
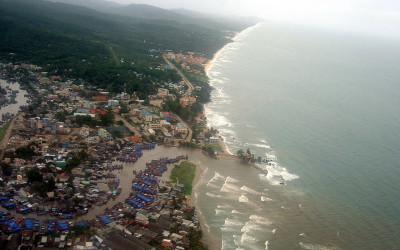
[129,136,142,142]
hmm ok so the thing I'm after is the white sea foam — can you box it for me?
[220,59,232,63]
[241,222,264,233]
[204,108,232,128]
[241,232,259,244]
[227,176,239,183]
[215,209,228,216]
[299,242,341,250]
[240,185,263,195]
[223,218,244,227]
[222,218,245,232]
[258,161,299,185]
[239,194,249,203]
[207,172,225,186]
[272,229,277,234]
[221,182,242,193]
[265,240,269,249]
[206,192,219,198]
[249,215,272,225]
[207,183,220,189]
[261,196,273,202]
[231,210,243,214]
[246,143,271,149]
[265,154,277,160]
[218,204,232,209]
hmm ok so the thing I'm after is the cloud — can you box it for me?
[111,0,400,38]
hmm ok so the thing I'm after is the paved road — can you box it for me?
[163,55,194,97]
[163,55,195,142]
[115,114,142,137]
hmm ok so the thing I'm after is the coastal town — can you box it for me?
[0,53,221,249]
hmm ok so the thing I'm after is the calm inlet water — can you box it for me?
[199,22,400,249]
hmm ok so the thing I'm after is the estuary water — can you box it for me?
[199,22,400,249]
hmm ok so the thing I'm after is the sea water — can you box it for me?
[199,22,400,249]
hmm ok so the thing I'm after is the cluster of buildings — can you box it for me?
[0,61,209,249]
[164,52,207,75]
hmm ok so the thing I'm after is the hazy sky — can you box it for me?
[112,0,400,38]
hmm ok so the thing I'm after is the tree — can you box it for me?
[237,149,244,158]
[26,167,43,184]
[98,111,115,126]
[15,145,36,160]
[119,105,129,114]
[1,162,12,176]
[110,130,123,138]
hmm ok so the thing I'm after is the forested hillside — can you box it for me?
[0,0,257,96]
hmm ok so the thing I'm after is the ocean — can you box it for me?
[197,22,400,249]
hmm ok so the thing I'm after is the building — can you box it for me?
[149,123,162,130]
[139,110,159,122]
[208,137,219,144]
[157,88,169,98]
[108,99,120,107]
[174,123,187,133]
[160,112,173,121]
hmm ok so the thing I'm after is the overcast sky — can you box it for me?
[111,0,400,38]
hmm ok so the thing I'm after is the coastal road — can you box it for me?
[115,114,142,137]
[162,55,194,97]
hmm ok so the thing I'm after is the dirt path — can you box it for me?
[0,113,23,159]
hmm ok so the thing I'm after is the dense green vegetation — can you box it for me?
[162,97,203,121]
[15,144,37,160]
[73,111,115,127]
[202,144,222,155]
[0,0,256,96]
[0,162,12,176]
[170,161,196,195]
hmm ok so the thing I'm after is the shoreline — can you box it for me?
[185,159,221,250]
[187,22,264,248]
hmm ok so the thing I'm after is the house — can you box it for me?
[160,112,173,121]
[208,137,219,144]
[157,88,169,98]
[174,123,187,133]
[161,239,173,248]
[128,136,142,143]
[85,136,100,144]
[139,110,159,122]
[108,99,119,107]
[149,123,162,130]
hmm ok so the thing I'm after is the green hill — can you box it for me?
[0,0,258,95]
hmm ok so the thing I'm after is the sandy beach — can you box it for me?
[204,48,223,74]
